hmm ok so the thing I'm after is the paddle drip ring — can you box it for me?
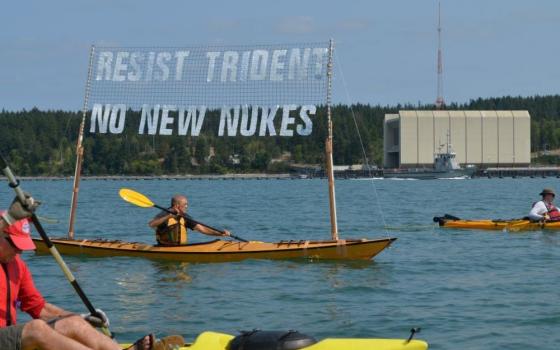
[8,179,20,188]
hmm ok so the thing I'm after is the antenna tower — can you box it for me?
[435,1,445,109]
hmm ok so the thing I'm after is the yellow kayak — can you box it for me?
[434,214,560,231]
[32,237,396,262]
[122,330,428,350]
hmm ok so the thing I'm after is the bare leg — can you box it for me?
[21,319,93,350]
[48,315,120,350]
[52,315,153,350]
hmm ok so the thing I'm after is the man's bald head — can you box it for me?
[171,195,188,207]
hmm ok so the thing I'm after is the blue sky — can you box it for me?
[1,0,559,110]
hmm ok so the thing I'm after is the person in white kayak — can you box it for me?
[528,188,560,222]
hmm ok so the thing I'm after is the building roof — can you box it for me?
[393,110,530,119]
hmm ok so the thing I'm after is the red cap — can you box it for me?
[2,212,35,251]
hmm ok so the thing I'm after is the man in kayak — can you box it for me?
[0,194,154,350]
[148,194,231,245]
[528,188,560,221]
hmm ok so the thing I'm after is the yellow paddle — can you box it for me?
[119,188,155,208]
[119,188,248,242]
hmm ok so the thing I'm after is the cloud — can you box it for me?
[207,18,244,32]
[275,16,316,34]
[94,39,122,47]
[334,18,372,31]
[2,38,90,61]
[274,16,372,36]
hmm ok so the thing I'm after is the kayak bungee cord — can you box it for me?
[0,153,112,338]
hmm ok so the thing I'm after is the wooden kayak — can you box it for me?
[32,237,396,262]
[121,331,428,350]
[433,214,560,231]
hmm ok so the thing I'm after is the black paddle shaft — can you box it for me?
[154,204,248,242]
[0,154,104,322]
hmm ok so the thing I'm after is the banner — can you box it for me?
[87,42,330,136]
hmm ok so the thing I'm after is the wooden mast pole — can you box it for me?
[325,39,339,240]
[68,45,95,239]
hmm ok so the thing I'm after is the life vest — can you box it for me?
[1,263,13,327]
[532,201,560,220]
[0,256,45,327]
[156,216,188,245]
[546,203,560,220]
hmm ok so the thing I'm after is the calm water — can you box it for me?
[2,178,559,349]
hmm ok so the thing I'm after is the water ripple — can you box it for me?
[2,178,559,348]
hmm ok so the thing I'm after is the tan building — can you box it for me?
[383,110,531,168]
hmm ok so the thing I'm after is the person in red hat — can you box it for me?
[0,194,154,350]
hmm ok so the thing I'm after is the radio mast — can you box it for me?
[435,1,445,109]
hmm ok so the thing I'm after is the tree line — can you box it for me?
[1,94,560,176]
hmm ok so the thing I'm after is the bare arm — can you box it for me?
[38,302,73,320]
[193,223,231,237]
[148,213,174,228]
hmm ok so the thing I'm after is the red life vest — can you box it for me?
[532,201,560,220]
[547,203,560,219]
[0,255,45,327]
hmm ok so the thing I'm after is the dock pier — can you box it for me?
[474,167,560,178]
[18,167,560,180]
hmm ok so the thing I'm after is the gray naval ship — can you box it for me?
[383,142,476,180]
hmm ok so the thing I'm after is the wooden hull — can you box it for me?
[32,237,396,262]
[434,216,560,231]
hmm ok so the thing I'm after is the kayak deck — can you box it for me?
[32,236,396,262]
[434,214,560,231]
[122,331,428,350]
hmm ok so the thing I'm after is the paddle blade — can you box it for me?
[119,188,154,208]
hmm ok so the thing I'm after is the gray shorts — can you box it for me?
[0,324,24,350]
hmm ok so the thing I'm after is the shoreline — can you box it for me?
[18,165,560,181]
[19,173,299,181]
